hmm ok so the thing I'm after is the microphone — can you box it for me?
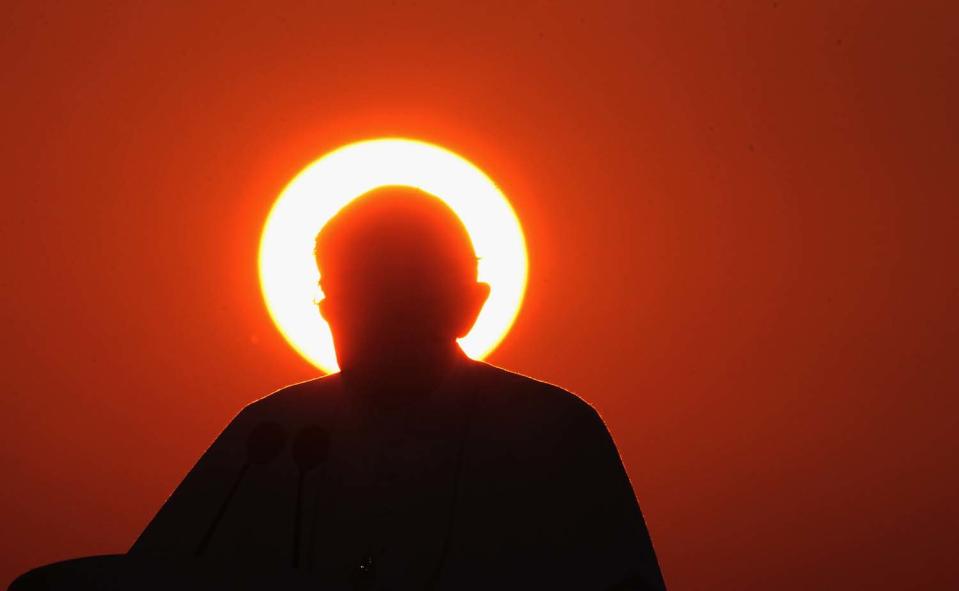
[194,420,287,557]
[291,425,330,569]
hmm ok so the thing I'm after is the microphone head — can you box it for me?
[292,425,330,473]
[246,421,287,465]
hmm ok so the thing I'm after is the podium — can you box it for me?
[8,554,340,590]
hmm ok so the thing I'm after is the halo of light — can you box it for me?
[258,137,528,373]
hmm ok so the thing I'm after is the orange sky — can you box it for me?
[2,2,957,589]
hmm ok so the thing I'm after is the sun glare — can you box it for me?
[258,138,528,373]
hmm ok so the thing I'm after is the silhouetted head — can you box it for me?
[314,186,490,377]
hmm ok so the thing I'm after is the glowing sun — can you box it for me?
[258,138,528,373]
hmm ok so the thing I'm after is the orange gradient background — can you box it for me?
[2,3,956,589]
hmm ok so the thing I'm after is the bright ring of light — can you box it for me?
[258,137,528,373]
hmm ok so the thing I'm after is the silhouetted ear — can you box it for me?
[455,281,491,337]
[317,297,330,323]
[475,281,491,305]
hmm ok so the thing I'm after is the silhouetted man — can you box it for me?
[129,186,667,590]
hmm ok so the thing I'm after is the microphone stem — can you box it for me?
[196,462,251,557]
[293,470,306,568]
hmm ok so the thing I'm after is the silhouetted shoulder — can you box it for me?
[471,358,606,432]
[235,371,344,426]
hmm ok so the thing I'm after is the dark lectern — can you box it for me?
[7,554,338,591]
